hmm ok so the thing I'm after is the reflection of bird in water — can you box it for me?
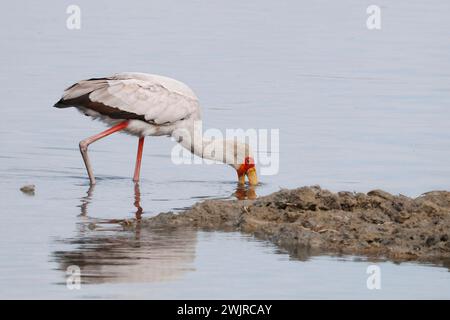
[54,73,258,186]
[53,227,198,284]
[234,185,257,200]
[56,182,258,284]
[78,183,143,221]
[78,185,94,217]
[53,184,197,284]
[133,183,143,221]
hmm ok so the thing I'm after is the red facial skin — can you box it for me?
[237,156,255,177]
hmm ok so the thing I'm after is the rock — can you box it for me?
[135,186,450,262]
[368,189,394,200]
[425,236,437,247]
[20,185,35,195]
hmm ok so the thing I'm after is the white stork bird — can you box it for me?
[54,72,258,186]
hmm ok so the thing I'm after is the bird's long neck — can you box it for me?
[173,121,229,163]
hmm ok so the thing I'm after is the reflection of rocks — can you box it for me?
[133,186,450,263]
[53,183,197,284]
[53,226,197,284]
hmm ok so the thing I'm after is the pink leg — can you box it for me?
[133,137,145,182]
[79,121,129,185]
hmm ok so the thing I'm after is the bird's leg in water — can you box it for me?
[79,121,129,185]
[133,136,145,182]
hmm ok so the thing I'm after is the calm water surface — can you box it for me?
[1,1,450,298]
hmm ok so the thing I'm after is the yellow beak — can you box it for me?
[245,167,258,186]
[239,168,258,186]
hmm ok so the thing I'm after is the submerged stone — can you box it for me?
[20,184,35,195]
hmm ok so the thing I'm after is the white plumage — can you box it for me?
[54,72,258,186]
[58,72,201,137]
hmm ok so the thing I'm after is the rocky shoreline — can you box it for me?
[128,186,450,262]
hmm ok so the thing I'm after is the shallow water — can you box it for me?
[1,1,450,299]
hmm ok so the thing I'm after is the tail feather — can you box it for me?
[54,78,107,109]
[53,99,71,108]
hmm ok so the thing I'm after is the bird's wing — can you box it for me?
[56,74,200,124]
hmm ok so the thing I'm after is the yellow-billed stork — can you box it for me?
[54,72,258,186]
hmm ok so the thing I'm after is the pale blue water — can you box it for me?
[1,0,450,299]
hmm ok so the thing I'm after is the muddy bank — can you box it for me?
[131,186,450,261]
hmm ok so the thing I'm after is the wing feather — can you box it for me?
[56,73,200,124]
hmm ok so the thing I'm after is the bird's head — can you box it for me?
[236,155,258,186]
[225,141,258,186]
[176,128,259,186]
